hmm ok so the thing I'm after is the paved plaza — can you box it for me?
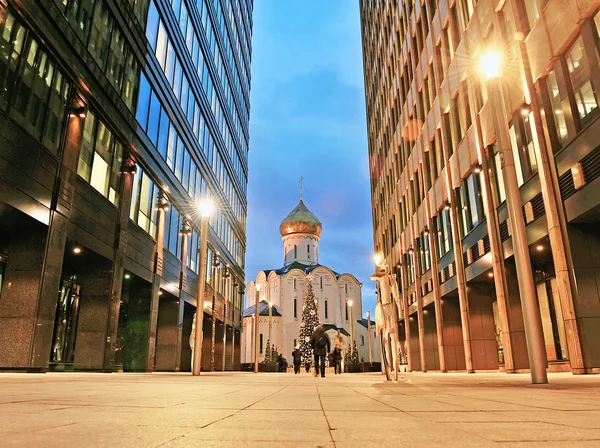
[1,371,599,447]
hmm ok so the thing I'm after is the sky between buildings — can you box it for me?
[245,2,376,317]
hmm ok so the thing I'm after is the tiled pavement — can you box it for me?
[1,371,599,447]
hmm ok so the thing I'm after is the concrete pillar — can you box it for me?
[29,107,84,371]
[174,219,191,372]
[146,191,168,372]
[504,261,530,370]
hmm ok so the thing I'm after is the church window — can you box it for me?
[361,335,365,346]
[307,244,310,259]
[293,278,296,290]
[294,245,297,260]
[345,302,349,321]
[320,276,323,290]
[345,284,348,296]
[294,299,297,318]
[260,334,263,354]
[325,299,328,319]
[294,338,297,347]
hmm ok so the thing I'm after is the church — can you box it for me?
[241,189,381,366]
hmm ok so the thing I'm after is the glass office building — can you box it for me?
[360,0,600,374]
[0,0,252,372]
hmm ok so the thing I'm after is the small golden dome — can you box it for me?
[279,200,322,237]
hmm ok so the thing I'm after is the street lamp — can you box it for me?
[373,253,382,266]
[254,283,261,373]
[192,198,215,376]
[221,266,230,371]
[210,253,220,372]
[268,301,273,358]
[480,50,548,384]
[367,310,373,365]
[348,299,354,356]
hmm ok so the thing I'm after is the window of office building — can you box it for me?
[566,36,599,126]
[457,171,484,236]
[435,208,452,258]
[129,165,159,237]
[164,204,182,260]
[492,145,507,204]
[77,112,124,206]
[64,0,96,42]
[545,71,569,146]
[522,0,540,30]
[1,16,71,157]
[88,0,113,67]
[508,113,539,186]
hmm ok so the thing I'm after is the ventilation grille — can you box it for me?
[499,220,509,242]
[531,193,545,220]
[559,170,576,201]
[483,234,491,253]
[581,145,600,184]
[463,250,469,266]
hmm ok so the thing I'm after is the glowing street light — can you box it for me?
[373,253,382,266]
[192,198,215,376]
[480,50,501,80]
[479,50,548,384]
[254,283,261,373]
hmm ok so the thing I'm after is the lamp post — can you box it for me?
[254,283,261,373]
[348,299,354,355]
[210,253,220,372]
[367,310,373,365]
[268,301,273,356]
[221,266,230,371]
[480,50,548,384]
[192,198,215,376]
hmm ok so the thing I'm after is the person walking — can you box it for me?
[310,324,330,377]
[332,343,343,375]
[291,346,302,374]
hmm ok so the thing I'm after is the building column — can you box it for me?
[439,118,474,373]
[516,36,586,374]
[423,179,446,372]
[101,152,134,372]
[174,219,191,371]
[398,261,413,371]
[146,191,168,372]
[410,225,427,373]
[28,101,84,371]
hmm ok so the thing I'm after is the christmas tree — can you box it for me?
[264,339,272,364]
[351,340,359,364]
[298,274,320,368]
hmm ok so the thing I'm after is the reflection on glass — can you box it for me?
[50,277,81,364]
[547,71,568,145]
[566,36,598,125]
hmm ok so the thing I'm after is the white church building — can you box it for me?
[241,195,381,366]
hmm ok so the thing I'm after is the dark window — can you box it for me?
[259,334,263,354]
[66,0,96,42]
[294,298,297,318]
[325,299,328,319]
[0,256,6,297]
[0,11,27,110]
[88,0,113,68]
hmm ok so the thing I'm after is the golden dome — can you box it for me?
[279,200,322,237]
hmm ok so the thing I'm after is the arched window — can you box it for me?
[361,335,365,346]
[325,299,328,319]
[294,299,297,318]
[293,278,296,290]
[345,284,348,295]
[320,276,323,290]
[260,334,263,354]
[345,302,349,321]
[307,244,310,258]
[294,245,297,260]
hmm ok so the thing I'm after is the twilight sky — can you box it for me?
[245,2,376,316]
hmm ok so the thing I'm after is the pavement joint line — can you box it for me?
[316,382,338,448]
[342,385,402,412]
[198,385,289,430]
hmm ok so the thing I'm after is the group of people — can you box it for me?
[290,324,343,377]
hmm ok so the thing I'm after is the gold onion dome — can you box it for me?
[279,200,322,237]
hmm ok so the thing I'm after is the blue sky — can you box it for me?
[245,3,376,316]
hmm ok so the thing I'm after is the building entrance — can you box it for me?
[50,276,81,369]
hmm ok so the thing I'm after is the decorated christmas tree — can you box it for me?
[264,339,272,364]
[299,274,320,368]
[351,340,359,364]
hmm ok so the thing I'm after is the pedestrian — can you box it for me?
[310,324,330,377]
[291,346,302,374]
[332,343,343,375]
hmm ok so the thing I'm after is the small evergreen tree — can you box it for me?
[351,340,359,364]
[298,274,320,368]
[264,339,272,364]
[271,345,279,365]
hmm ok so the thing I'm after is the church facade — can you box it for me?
[241,196,381,366]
